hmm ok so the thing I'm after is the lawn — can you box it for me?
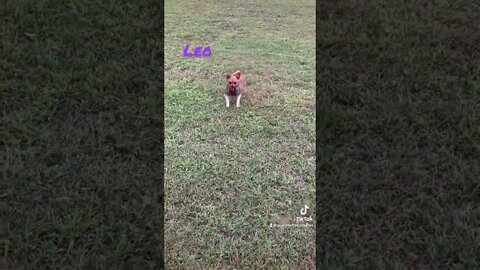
[2,0,163,268]
[2,0,479,269]
[164,0,316,268]
[316,1,480,268]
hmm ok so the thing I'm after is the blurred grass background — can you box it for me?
[317,1,480,268]
[1,0,163,268]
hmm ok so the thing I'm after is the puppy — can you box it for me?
[224,70,246,108]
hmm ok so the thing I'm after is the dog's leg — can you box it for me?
[236,94,241,107]
[224,94,230,107]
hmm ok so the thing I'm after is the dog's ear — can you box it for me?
[226,74,231,80]
[234,72,241,79]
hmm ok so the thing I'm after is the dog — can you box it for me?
[224,70,246,108]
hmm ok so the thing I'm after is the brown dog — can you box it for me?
[225,70,246,108]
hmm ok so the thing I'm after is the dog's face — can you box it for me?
[226,72,241,91]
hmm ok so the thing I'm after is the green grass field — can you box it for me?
[2,0,163,269]
[164,0,316,268]
[2,0,479,269]
[317,1,480,269]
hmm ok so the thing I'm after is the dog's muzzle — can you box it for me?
[229,86,238,95]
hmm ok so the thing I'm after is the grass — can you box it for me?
[1,0,163,269]
[316,1,480,268]
[164,0,315,268]
[2,0,479,269]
